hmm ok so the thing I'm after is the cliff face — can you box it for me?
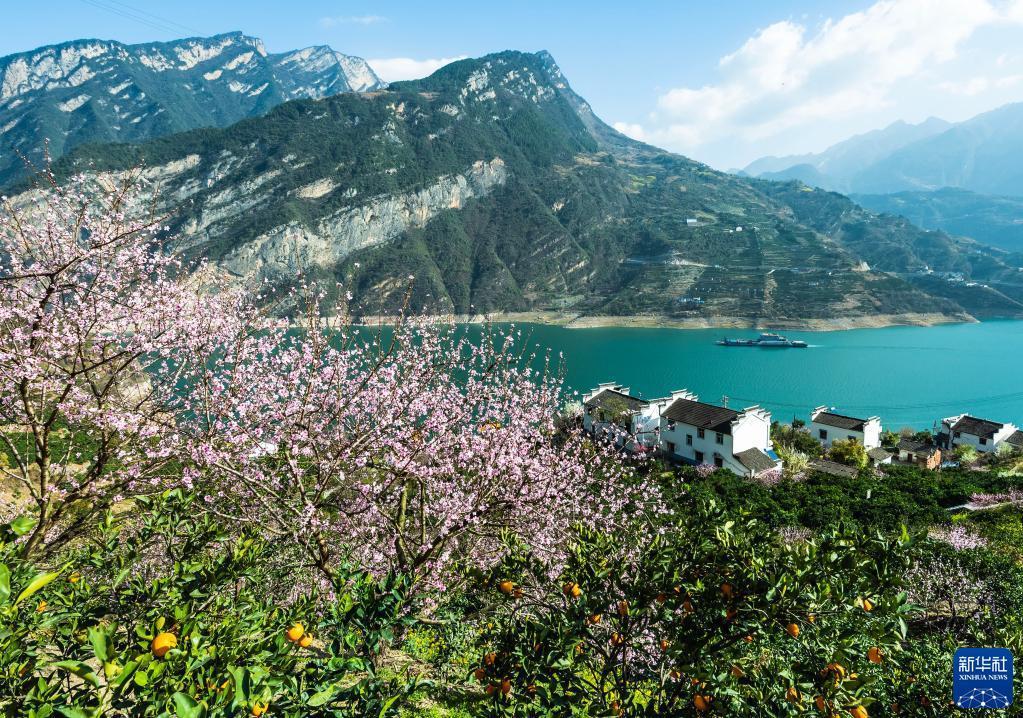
[40,50,1023,324]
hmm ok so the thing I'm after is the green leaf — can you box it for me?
[133,670,149,687]
[52,660,100,688]
[88,626,111,662]
[55,708,92,718]
[15,570,60,606]
[0,563,10,603]
[378,694,401,717]
[10,515,36,536]
[172,692,203,718]
[308,686,338,707]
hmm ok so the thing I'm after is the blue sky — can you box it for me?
[4,0,1023,168]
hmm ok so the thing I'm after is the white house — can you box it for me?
[940,414,1020,453]
[810,407,882,449]
[658,390,780,478]
[582,384,666,453]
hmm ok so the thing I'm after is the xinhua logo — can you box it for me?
[953,648,1014,709]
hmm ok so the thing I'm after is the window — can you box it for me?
[848,435,856,441]
[686,434,693,446]
[667,421,676,431]
[697,428,705,439]
[819,429,828,440]
[714,455,724,468]
[695,451,704,463]
[715,432,724,445]
[980,437,988,445]
[666,441,676,455]
[954,431,961,438]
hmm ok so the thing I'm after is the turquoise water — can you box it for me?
[511,320,1023,430]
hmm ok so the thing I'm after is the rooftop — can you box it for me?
[947,415,1003,439]
[584,388,649,413]
[808,459,861,479]
[897,438,939,456]
[1007,430,1023,447]
[812,410,869,432]
[662,398,739,434]
[734,447,779,474]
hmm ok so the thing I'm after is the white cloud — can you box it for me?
[366,56,467,83]
[319,15,388,28]
[612,122,646,141]
[633,0,1023,168]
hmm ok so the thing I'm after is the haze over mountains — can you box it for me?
[0,32,381,186]
[5,34,1023,328]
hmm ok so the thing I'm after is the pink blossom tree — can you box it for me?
[178,305,639,593]
[0,168,236,557]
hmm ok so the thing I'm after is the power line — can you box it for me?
[77,0,203,37]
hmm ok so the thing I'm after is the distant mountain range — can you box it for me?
[743,117,953,191]
[0,31,381,186]
[744,102,1023,254]
[744,104,1023,197]
[25,48,1022,327]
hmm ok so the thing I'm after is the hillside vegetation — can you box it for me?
[40,50,1023,325]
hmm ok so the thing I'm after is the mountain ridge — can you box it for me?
[0,31,382,186]
[34,49,1023,326]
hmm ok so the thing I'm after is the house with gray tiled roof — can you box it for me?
[940,414,1020,454]
[810,407,881,449]
[582,383,666,453]
[658,390,780,478]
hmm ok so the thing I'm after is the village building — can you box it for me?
[582,383,665,453]
[939,414,1021,453]
[658,391,780,478]
[867,447,893,467]
[809,407,882,449]
[896,439,942,470]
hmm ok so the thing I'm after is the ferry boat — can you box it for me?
[717,333,807,348]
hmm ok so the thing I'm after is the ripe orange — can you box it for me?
[298,634,313,648]
[484,652,497,666]
[683,599,694,614]
[251,702,268,717]
[694,694,711,712]
[474,668,487,682]
[659,638,671,651]
[786,622,800,638]
[285,623,304,642]
[862,598,874,612]
[485,683,497,696]
[730,665,744,678]
[655,592,667,604]
[867,647,883,664]
[743,634,754,643]
[825,662,846,680]
[498,580,515,595]
[720,583,733,599]
[616,600,629,617]
[151,632,177,658]
[850,706,868,718]
[726,608,737,621]
[786,686,800,703]
[815,695,827,711]
[500,678,512,695]
[588,613,602,624]
[563,582,582,599]
[610,632,625,646]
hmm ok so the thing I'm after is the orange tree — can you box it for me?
[0,489,419,717]
[468,500,918,717]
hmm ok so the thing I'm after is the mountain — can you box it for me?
[743,117,952,192]
[0,32,382,186]
[853,188,1023,253]
[851,103,1023,196]
[38,50,1023,327]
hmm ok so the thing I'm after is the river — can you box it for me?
[511,320,1023,430]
